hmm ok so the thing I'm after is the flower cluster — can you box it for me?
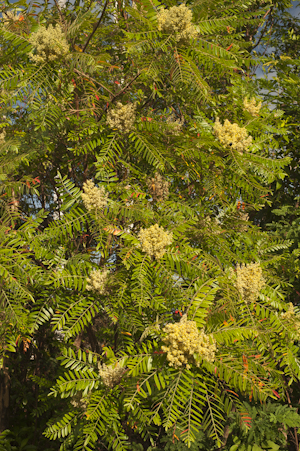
[0,129,6,145]
[232,263,265,303]
[98,362,125,388]
[70,392,89,410]
[281,303,296,321]
[157,4,197,43]
[281,303,296,320]
[161,314,216,369]
[166,114,183,135]
[201,216,222,235]
[281,303,300,339]
[106,102,136,133]
[86,269,109,295]
[243,97,262,116]
[81,180,108,212]
[138,223,173,259]
[147,173,170,202]
[29,24,69,64]
[2,11,20,24]
[214,118,252,153]
[237,212,249,233]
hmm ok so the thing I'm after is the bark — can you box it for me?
[0,358,10,432]
[74,333,82,350]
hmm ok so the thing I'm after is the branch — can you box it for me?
[111,71,141,103]
[82,0,109,53]
[53,0,66,28]
[97,71,141,122]
[250,17,274,77]
[73,68,114,96]
[251,8,273,52]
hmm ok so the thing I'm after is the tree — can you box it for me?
[252,4,300,299]
[0,0,299,450]
[248,5,300,449]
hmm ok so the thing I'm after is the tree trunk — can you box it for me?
[0,358,10,432]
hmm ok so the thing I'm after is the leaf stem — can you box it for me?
[82,0,110,53]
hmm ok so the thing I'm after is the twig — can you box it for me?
[82,0,109,53]
[70,68,114,120]
[111,71,141,102]
[250,17,274,77]
[140,94,156,110]
[97,71,141,122]
[73,68,114,96]
[53,0,66,28]
[251,8,273,52]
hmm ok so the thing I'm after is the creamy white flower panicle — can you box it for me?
[70,392,89,410]
[0,129,6,145]
[81,180,108,212]
[281,303,300,339]
[98,361,125,388]
[2,11,20,24]
[106,102,136,133]
[138,223,173,259]
[231,262,265,303]
[237,212,249,233]
[147,173,170,202]
[157,4,197,43]
[243,97,262,116]
[281,303,296,320]
[214,118,252,153]
[166,114,183,136]
[201,216,222,235]
[29,24,69,63]
[86,269,109,295]
[161,314,217,369]
[239,212,249,222]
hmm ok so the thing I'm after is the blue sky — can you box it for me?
[6,0,299,81]
[291,0,300,16]
[254,1,299,79]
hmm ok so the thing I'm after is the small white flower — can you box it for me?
[107,102,136,133]
[86,269,109,295]
[81,180,108,212]
[162,315,217,368]
[29,24,69,63]
[138,224,173,259]
[214,118,252,153]
[157,4,197,43]
[243,97,262,116]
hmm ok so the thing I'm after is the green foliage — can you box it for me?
[0,430,17,451]
[225,402,300,451]
[0,0,300,450]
